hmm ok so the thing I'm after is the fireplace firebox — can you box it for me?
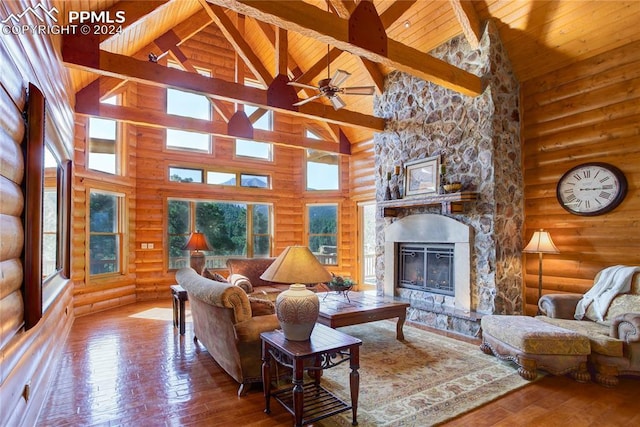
[398,243,454,295]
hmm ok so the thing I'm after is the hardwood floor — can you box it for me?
[38,300,640,426]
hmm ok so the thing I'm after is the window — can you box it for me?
[306,149,339,190]
[88,95,119,174]
[166,74,211,152]
[207,171,236,186]
[89,190,124,276]
[168,199,272,269]
[166,129,210,152]
[169,167,203,183]
[167,88,211,120]
[42,146,59,279]
[307,204,338,265]
[240,173,269,188]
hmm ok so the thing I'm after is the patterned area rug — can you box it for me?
[318,321,536,426]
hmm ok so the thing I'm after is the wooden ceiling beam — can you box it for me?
[206,0,483,96]
[449,0,482,50]
[378,0,417,28]
[79,9,214,101]
[62,44,384,131]
[198,0,273,86]
[275,27,288,76]
[75,103,346,154]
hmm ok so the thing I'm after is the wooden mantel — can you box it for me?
[378,192,478,217]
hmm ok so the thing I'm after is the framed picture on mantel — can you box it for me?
[404,155,440,197]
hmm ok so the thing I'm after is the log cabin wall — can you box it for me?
[522,40,640,315]
[0,1,75,424]
[71,23,355,309]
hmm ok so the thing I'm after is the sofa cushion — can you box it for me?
[481,315,590,355]
[604,294,640,323]
[248,296,275,316]
[226,258,280,288]
[228,274,254,294]
[537,316,624,357]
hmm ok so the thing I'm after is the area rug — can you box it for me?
[317,321,537,426]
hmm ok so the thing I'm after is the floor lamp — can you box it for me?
[523,229,559,303]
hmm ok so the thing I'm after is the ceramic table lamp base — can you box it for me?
[275,284,319,341]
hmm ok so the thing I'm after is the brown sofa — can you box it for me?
[538,269,640,386]
[226,257,289,300]
[176,267,284,396]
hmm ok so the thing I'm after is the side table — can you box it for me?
[261,324,361,426]
[170,284,188,335]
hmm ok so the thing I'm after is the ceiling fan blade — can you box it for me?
[330,69,351,87]
[288,81,319,91]
[329,95,347,110]
[292,93,324,106]
[342,86,376,95]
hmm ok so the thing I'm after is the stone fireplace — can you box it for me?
[384,214,472,312]
[374,21,524,337]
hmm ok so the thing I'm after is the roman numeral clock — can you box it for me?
[556,162,628,216]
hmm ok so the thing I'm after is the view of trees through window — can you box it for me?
[168,199,271,269]
[308,204,338,265]
[89,191,122,276]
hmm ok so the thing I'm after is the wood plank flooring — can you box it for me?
[37,300,640,426]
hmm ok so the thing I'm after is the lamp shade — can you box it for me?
[260,246,332,284]
[182,232,212,252]
[261,246,331,341]
[523,229,559,254]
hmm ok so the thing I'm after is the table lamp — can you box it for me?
[260,246,332,340]
[182,231,212,275]
[523,229,559,302]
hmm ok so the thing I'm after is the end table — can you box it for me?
[261,324,361,426]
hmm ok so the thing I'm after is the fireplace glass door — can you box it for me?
[398,243,454,295]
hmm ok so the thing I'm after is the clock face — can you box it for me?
[556,162,627,216]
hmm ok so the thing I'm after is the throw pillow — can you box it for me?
[248,296,275,316]
[203,269,228,283]
[228,273,254,294]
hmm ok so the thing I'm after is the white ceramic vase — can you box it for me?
[275,284,319,341]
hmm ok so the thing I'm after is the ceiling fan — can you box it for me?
[288,69,376,110]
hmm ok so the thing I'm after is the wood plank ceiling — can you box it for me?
[54,0,640,145]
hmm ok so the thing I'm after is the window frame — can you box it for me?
[87,95,122,175]
[306,203,339,266]
[167,198,273,270]
[88,189,126,279]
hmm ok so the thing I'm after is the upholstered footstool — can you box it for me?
[480,315,591,381]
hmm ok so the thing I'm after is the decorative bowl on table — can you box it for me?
[324,274,355,301]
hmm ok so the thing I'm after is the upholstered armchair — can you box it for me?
[176,267,284,396]
[538,269,640,386]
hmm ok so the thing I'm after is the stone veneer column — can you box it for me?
[374,20,524,334]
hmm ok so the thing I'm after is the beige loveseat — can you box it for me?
[538,269,640,386]
[176,267,283,396]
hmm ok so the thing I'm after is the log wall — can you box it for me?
[521,41,640,315]
[71,24,356,308]
[0,1,75,424]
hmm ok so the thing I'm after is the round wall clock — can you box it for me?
[556,162,627,216]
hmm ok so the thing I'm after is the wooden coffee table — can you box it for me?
[317,292,410,340]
